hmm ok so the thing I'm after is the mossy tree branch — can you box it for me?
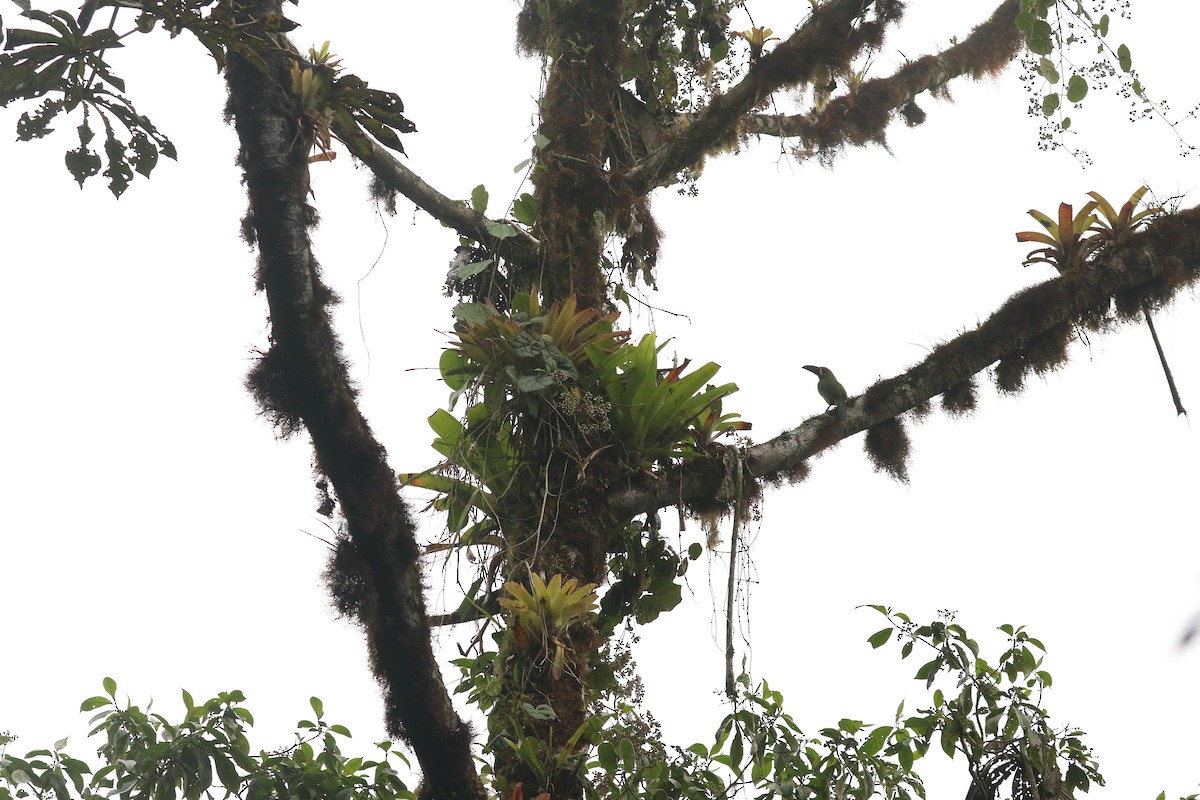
[223,4,482,799]
[336,132,543,268]
[608,207,1200,517]
[736,0,1022,160]
[620,0,901,193]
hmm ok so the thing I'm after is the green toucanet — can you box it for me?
[803,364,848,420]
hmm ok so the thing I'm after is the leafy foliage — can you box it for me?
[1016,0,1189,159]
[1087,185,1163,243]
[0,679,413,800]
[403,291,746,545]
[1015,200,1100,272]
[864,607,1105,800]
[500,572,601,679]
[0,0,412,194]
[611,0,741,114]
[0,6,175,195]
[1016,186,1165,272]
[5,1,1195,798]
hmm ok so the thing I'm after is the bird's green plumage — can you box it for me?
[803,364,848,420]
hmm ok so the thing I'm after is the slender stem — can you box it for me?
[1141,301,1187,415]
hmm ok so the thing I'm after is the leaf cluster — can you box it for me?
[617,0,741,115]
[1017,0,1156,153]
[500,572,601,679]
[0,0,413,194]
[403,292,747,547]
[865,607,1105,799]
[0,679,414,800]
[1015,186,1164,272]
[401,292,626,538]
[596,528,701,635]
[588,676,924,800]
[1,3,175,195]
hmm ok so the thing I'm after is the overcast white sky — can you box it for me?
[2,1,1198,798]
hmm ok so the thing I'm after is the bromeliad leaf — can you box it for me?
[1015,200,1100,272]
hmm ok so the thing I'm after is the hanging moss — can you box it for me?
[941,377,978,417]
[1024,322,1072,376]
[994,355,1026,394]
[864,416,911,484]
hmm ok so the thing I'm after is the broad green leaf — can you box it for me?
[619,737,636,771]
[861,726,891,756]
[452,302,490,326]
[729,731,743,767]
[1117,43,1131,72]
[939,718,958,758]
[439,348,470,391]
[915,657,940,682]
[310,696,324,719]
[1028,19,1053,54]
[1037,58,1059,84]
[513,193,537,224]
[470,184,488,214]
[485,221,517,239]
[868,627,893,648]
[598,741,617,772]
[1066,74,1088,102]
[1042,93,1059,116]
[80,695,110,711]
[103,677,117,696]
[458,258,492,281]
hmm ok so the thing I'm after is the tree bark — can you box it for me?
[222,4,482,799]
[608,209,1200,517]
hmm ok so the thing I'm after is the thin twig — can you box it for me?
[1141,300,1187,415]
[724,451,743,698]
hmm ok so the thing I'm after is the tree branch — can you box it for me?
[620,0,894,192]
[738,0,1022,161]
[336,131,543,268]
[608,207,1200,517]
[223,6,482,799]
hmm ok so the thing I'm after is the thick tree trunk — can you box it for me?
[222,4,482,799]
[521,0,626,309]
